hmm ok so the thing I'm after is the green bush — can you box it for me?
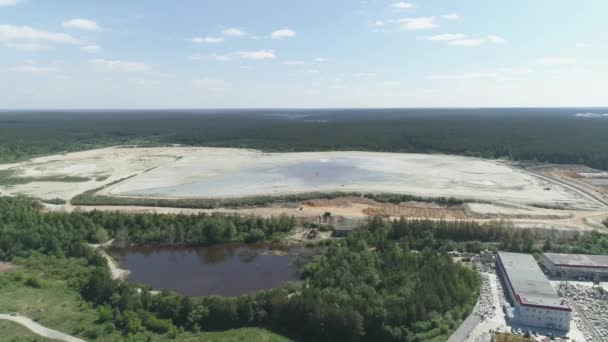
[25,276,45,288]
[244,229,265,243]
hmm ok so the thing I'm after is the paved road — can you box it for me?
[448,313,482,342]
[505,162,608,209]
[0,314,85,342]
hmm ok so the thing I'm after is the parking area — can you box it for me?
[554,282,608,341]
[461,257,597,342]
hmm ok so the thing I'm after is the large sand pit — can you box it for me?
[0,147,604,215]
[97,148,601,210]
[0,147,180,200]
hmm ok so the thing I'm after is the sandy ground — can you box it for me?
[0,262,16,273]
[0,314,85,342]
[102,149,600,210]
[2,147,608,229]
[55,200,606,232]
[0,146,180,200]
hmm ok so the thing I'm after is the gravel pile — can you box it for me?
[473,332,492,342]
[475,273,496,319]
[558,283,608,342]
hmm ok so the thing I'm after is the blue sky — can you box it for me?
[1,0,606,108]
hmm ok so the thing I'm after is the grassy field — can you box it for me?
[0,170,90,186]
[0,320,56,342]
[0,254,290,341]
[0,256,108,340]
[182,328,290,342]
[72,186,466,209]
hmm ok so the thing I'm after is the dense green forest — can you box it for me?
[0,197,480,341]
[2,109,608,170]
[1,196,607,341]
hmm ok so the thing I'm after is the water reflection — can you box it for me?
[108,243,301,297]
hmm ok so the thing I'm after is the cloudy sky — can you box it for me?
[1,0,606,109]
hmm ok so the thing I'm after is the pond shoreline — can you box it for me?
[105,243,307,297]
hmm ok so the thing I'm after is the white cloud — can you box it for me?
[575,43,591,48]
[2,65,55,73]
[308,69,320,74]
[535,57,577,66]
[428,33,465,41]
[81,44,100,53]
[487,35,506,44]
[222,28,246,37]
[448,38,485,47]
[315,57,328,63]
[128,78,161,87]
[238,50,276,60]
[0,25,81,45]
[0,0,21,6]
[283,60,308,66]
[399,17,437,31]
[189,53,231,62]
[372,21,385,27]
[90,59,151,72]
[391,2,414,10]
[430,72,497,80]
[271,28,296,40]
[382,81,401,86]
[442,13,459,20]
[354,72,376,77]
[191,36,224,44]
[4,43,52,51]
[191,78,229,91]
[61,18,99,31]
[497,67,532,75]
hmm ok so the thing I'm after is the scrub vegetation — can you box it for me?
[72,188,465,209]
[0,169,90,186]
[2,109,608,170]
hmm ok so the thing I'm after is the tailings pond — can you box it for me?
[108,244,303,296]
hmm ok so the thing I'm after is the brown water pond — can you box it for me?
[108,243,303,297]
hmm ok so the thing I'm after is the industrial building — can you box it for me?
[540,253,608,280]
[496,252,571,331]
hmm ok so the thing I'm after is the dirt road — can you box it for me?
[88,241,129,280]
[500,161,608,209]
[65,200,608,233]
[0,314,85,342]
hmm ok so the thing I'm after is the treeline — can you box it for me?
[73,188,465,209]
[0,196,480,341]
[80,217,480,341]
[387,217,608,255]
[0,197,296,260]
[2,109,608,170]
[1,196,605,341]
